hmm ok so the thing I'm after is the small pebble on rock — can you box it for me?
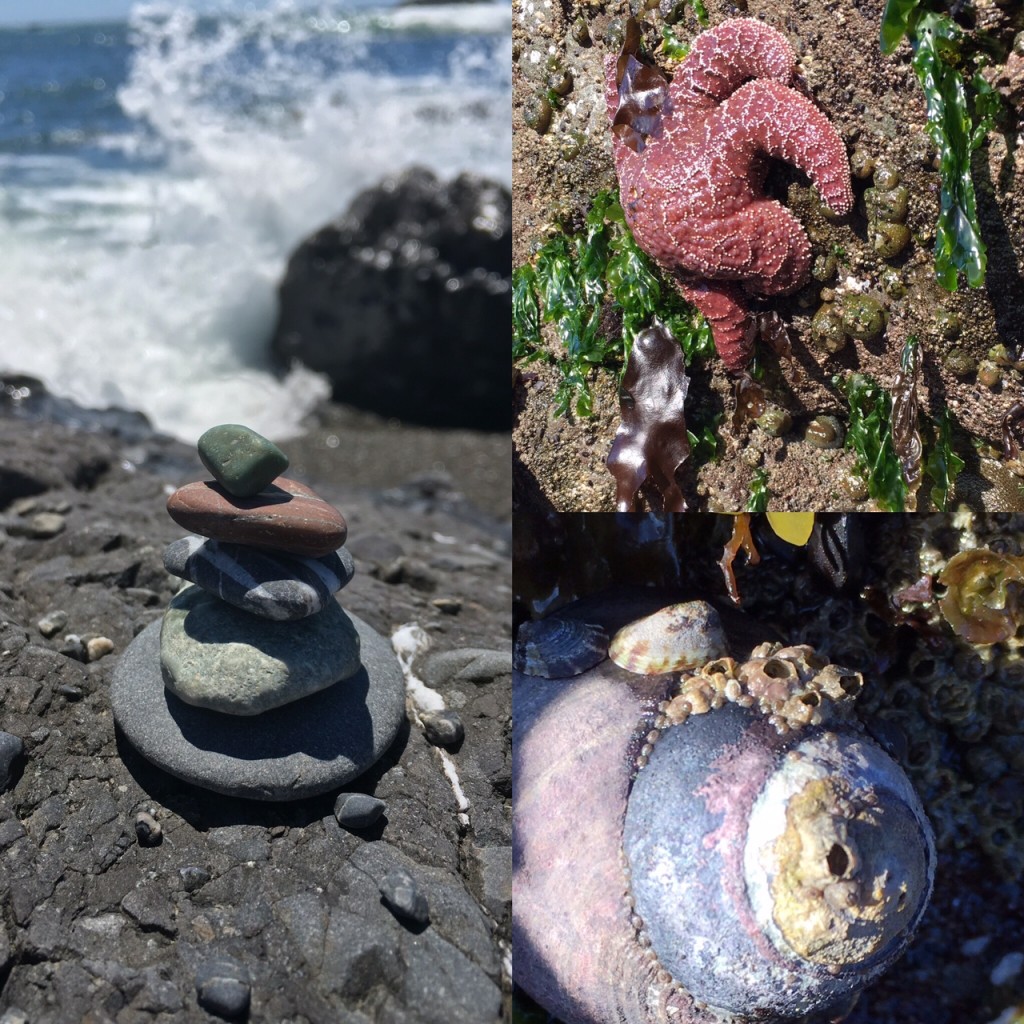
[420,710,464,748]
[59,634,87,662]
[379,867,430,927]
[86,636,115,662]
[0,731,24,792]
[334,792,387,830]
[135,811,163,846]
[36,610,68,638]
[178,865,211,892]
[195,958,251,1020]
[431,597,462,615]
[56,684,84,701]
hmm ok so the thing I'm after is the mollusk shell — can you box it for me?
[624,703,936,1018]
[609,601,727,674]
[514,617,608,678]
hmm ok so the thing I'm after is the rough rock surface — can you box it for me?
[271,166,512,432]
[0,404,511,1021]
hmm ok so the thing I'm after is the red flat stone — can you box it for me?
[167,477,347,557]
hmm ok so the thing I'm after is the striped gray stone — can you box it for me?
[163,535,353,620]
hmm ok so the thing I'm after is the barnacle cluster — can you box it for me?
[651,643,863,743]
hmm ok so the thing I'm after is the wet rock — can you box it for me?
[270,166,511,430]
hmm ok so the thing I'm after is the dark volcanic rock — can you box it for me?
[0,407,510,1022]
[270,166,511,431]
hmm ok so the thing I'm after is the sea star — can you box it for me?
[605,18,854,371]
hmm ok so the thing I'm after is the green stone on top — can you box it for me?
[197,424,289,498]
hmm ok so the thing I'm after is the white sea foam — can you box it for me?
[0,0,510,442]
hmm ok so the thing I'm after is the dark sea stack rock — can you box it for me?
[166,477,347,557]
[270,166,511,431]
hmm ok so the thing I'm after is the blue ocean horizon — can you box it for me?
[0,0,511,441]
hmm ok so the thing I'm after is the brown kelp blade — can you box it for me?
[607,322,691,512]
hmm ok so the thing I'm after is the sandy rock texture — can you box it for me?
[512,0,1024,511]
[0,400,511,1022]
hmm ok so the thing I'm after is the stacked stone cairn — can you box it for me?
[111,424,405,801]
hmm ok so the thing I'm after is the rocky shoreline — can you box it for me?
[0,388,511,1022]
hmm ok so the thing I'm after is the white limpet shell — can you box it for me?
[609,601,728,675]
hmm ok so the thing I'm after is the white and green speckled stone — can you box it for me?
[160,585,360,714]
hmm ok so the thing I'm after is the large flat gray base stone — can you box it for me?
[111,611,406,801]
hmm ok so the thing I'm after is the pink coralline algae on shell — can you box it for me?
[605,18,855,371]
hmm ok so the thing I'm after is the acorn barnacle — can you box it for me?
[514,602,936,1024]
[513,617,609,678]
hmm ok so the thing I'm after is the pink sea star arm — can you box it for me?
[672,17,796,102]
[719,78,855,215]
[675,281,753,371]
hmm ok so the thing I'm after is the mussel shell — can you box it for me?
[514,618,609,678]
[624,704,936,1018]
[609,601,727,675]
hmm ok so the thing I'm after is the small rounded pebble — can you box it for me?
[198,423,289,498]
[178,866,211,892]
[334,792,387,830]
[0,731,24,792]
[56,684,84,701]
[36,610,68,638]
[135,811,163,846]
[431,597,462,615]
[86,636,115,662]
[27,512,66,539]
[195,958,251,1020]
[379,867,430,926]
[59,635,87,662]
[420,710,464,748]
[167,476,346,557]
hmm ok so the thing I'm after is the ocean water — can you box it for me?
[0,0,511,441]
